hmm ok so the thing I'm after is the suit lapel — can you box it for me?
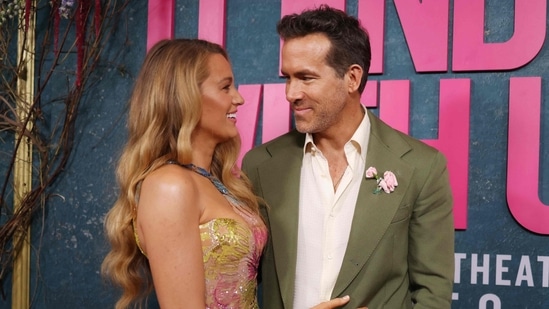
[255,116,418,300]
[257,132,304,307]
[332,113,415,296]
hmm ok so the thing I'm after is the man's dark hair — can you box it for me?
[277,5,371,93]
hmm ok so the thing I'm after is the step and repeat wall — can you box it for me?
[2,0,545,308]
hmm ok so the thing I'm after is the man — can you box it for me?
[242,5,454,309]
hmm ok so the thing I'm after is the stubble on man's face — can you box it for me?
[293,81,348,134]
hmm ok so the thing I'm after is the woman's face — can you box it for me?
[197,53,244,144]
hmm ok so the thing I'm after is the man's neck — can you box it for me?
[313,103,365,153]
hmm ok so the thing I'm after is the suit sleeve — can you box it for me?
[408,151,455,308]
[242,152,261,197]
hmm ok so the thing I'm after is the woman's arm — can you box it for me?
[137,165,206,308]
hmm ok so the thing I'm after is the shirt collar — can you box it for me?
[350,105,370,159]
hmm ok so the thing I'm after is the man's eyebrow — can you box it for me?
[296,69,316,75]
[280,69,317,77]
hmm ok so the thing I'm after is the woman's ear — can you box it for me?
[346,64,364,93]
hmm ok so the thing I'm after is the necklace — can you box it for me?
[182,163,230,195]
[167,160,242,207]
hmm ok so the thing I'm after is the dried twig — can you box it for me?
[0,0,129,298]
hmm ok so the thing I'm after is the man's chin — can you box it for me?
[295,125,314,134]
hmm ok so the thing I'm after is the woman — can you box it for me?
[102,38,359,309]
[101,38,267,308]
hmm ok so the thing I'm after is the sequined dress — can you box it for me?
[136,162,267,308]
[200,210,266,308]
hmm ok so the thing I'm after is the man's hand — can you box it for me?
[310,295,368,309]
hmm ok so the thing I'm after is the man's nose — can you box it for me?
[285,80,303,103]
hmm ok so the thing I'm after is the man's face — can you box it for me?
[280,33,350,134]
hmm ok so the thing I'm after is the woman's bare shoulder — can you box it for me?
[138,164,199,215]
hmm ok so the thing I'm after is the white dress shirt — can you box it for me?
[293,108,370,308]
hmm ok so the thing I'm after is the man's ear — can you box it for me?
[346,64,364,93]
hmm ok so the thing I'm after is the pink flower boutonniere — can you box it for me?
[365,167,398,194]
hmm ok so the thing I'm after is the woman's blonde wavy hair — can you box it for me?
[101,39,260,309]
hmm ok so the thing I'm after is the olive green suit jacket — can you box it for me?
[242,111,454,309]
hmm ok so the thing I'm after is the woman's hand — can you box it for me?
[310,295,368,309]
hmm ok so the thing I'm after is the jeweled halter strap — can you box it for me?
[167,160,230,196]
